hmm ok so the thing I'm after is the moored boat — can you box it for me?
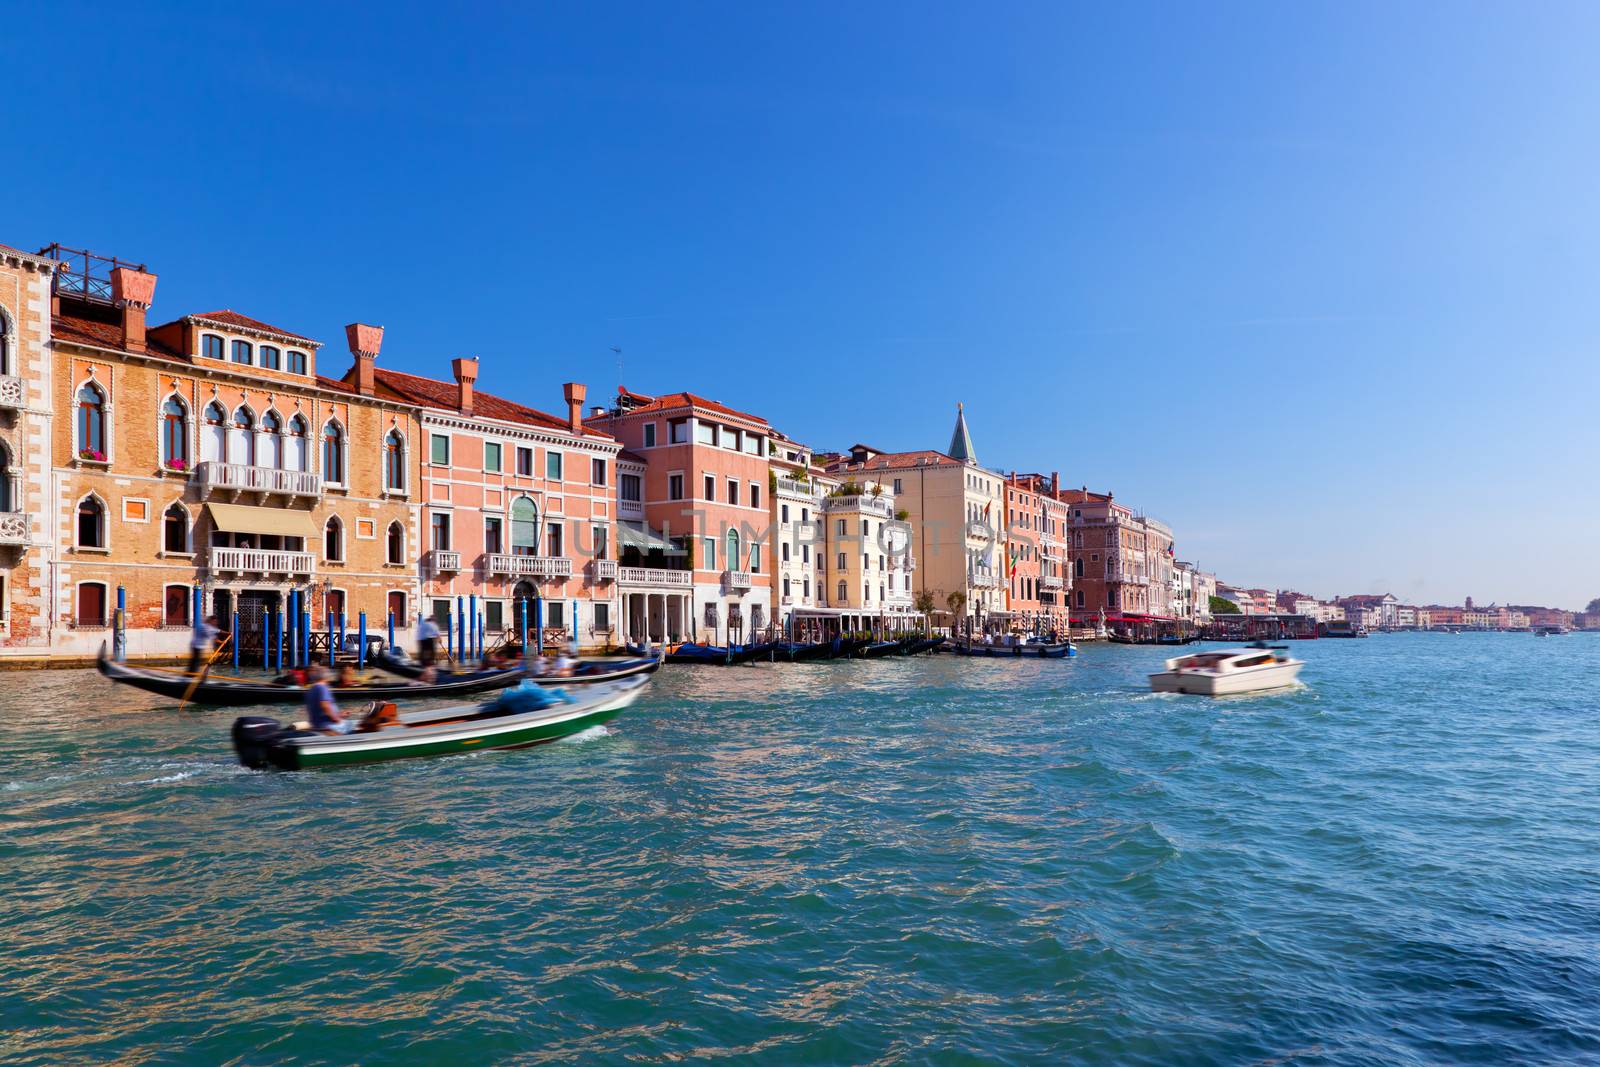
[949,639,1074,658]
[773,638,840,661]
[663,641,769,665]
[231,677,650,770]
[857,640,902,658]
[1148,646,1304,696]
[96,645,527,707]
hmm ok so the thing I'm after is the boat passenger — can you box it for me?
[553,651,575,677]
[188,615,220,675]
[305,666,351,735]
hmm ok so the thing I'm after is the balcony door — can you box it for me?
[511,497,539,557]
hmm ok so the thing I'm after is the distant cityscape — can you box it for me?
[1209,588,1600,633]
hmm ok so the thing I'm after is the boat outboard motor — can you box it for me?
[232,716,288,769]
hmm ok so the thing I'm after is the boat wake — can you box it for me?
[558,724,612,744]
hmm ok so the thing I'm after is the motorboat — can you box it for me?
[232,676,650,771]
[1148,646,1304,696]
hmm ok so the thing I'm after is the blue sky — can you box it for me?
[6,2,1597,607]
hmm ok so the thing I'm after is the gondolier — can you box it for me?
[188,615,220,675]
[417,614,441,667]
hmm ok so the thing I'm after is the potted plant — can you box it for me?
[79,448,106,463]
[895,508,910,522]
[166,457,188,472]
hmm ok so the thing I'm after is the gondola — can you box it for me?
[772,637,841,661]
[899,636,946,655]
[856,640,902,658]
[232,676,651,771]
[663,641,769,665]
[372,648,659,686]
[95,645,527,708]
[835,637,872,658]
[948,641,1075,658]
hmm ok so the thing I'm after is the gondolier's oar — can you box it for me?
[179,633,233,713]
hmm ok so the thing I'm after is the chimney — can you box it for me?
[563,382,586,433]
[590,405,605,418]
[345,323,383,397]
[451,357,478,414]
[112,267,157,353]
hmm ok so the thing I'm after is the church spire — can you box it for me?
[947,401,976,463]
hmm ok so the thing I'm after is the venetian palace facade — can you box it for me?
[3,237,1203,663]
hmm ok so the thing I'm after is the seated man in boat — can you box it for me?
[305,666,351,735]
[552,650,576,677]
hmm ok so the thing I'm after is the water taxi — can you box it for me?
[1148,646,1303,696]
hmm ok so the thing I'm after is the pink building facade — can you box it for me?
[374,364,622,651]
[589,388,774,647]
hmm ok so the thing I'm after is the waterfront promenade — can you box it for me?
[4,633,1598,1064]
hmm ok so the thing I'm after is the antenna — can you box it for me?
[611,346,623,390]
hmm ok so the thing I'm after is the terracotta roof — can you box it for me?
[372,368,613,440]
[826,449,958,472]
[614,386,769,426]
[1054,488,1113,504]
[616,448,647,464]
[188,309,317,344]
[52,313,190,362]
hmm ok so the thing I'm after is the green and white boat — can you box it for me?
[231,677,649,771]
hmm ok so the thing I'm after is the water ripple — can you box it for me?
[3,636,1600,1064]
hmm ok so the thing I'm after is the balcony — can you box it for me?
[970,571,999,589]
[1040,574,1064,590]
[593,559,619,581]
[196,461,320,500]
[209,547,314,576]
[487,554,572,580]
[902,554,916,571]
[0,374,22,412]
[429,549,461,574]
[823,494,893,518]
[618,496,644,521]
[776,476,819,499]
[0,511,31,546]
[618,566,693,588]
[722,569,753,592]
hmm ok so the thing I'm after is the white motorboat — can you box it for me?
[1148,646,1304,696]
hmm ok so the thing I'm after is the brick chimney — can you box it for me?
[112,267,157,353]
[563,382,586,433]
[1051,471,1059,495]
[345,323,383,397]
[451,357,478,414]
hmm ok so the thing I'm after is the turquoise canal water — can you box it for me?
[4,635,1600,1064]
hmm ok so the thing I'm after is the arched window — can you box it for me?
[163,504,188,554]
[287,350,308,375]
[383,430,405,492]
[0,442,11,511]
[324,516,344,562]
[77,383,106,457]
[77,496,105,548]
[837,579,847,603]
[259,345,281,370]
[511,497,539,556]
[161,396,189,469]
[261,411,283,469]
[230,406,256,466]
[386,521,404,565]
[231,340,253,365]
[726,529,740,572]
[0,310,11,375]
[322,422,345,484]
[201,402,227,464]
[1074,558,1084,578]
[77,582,108,627]
[201,334,225,360]
[285,415,308,472]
